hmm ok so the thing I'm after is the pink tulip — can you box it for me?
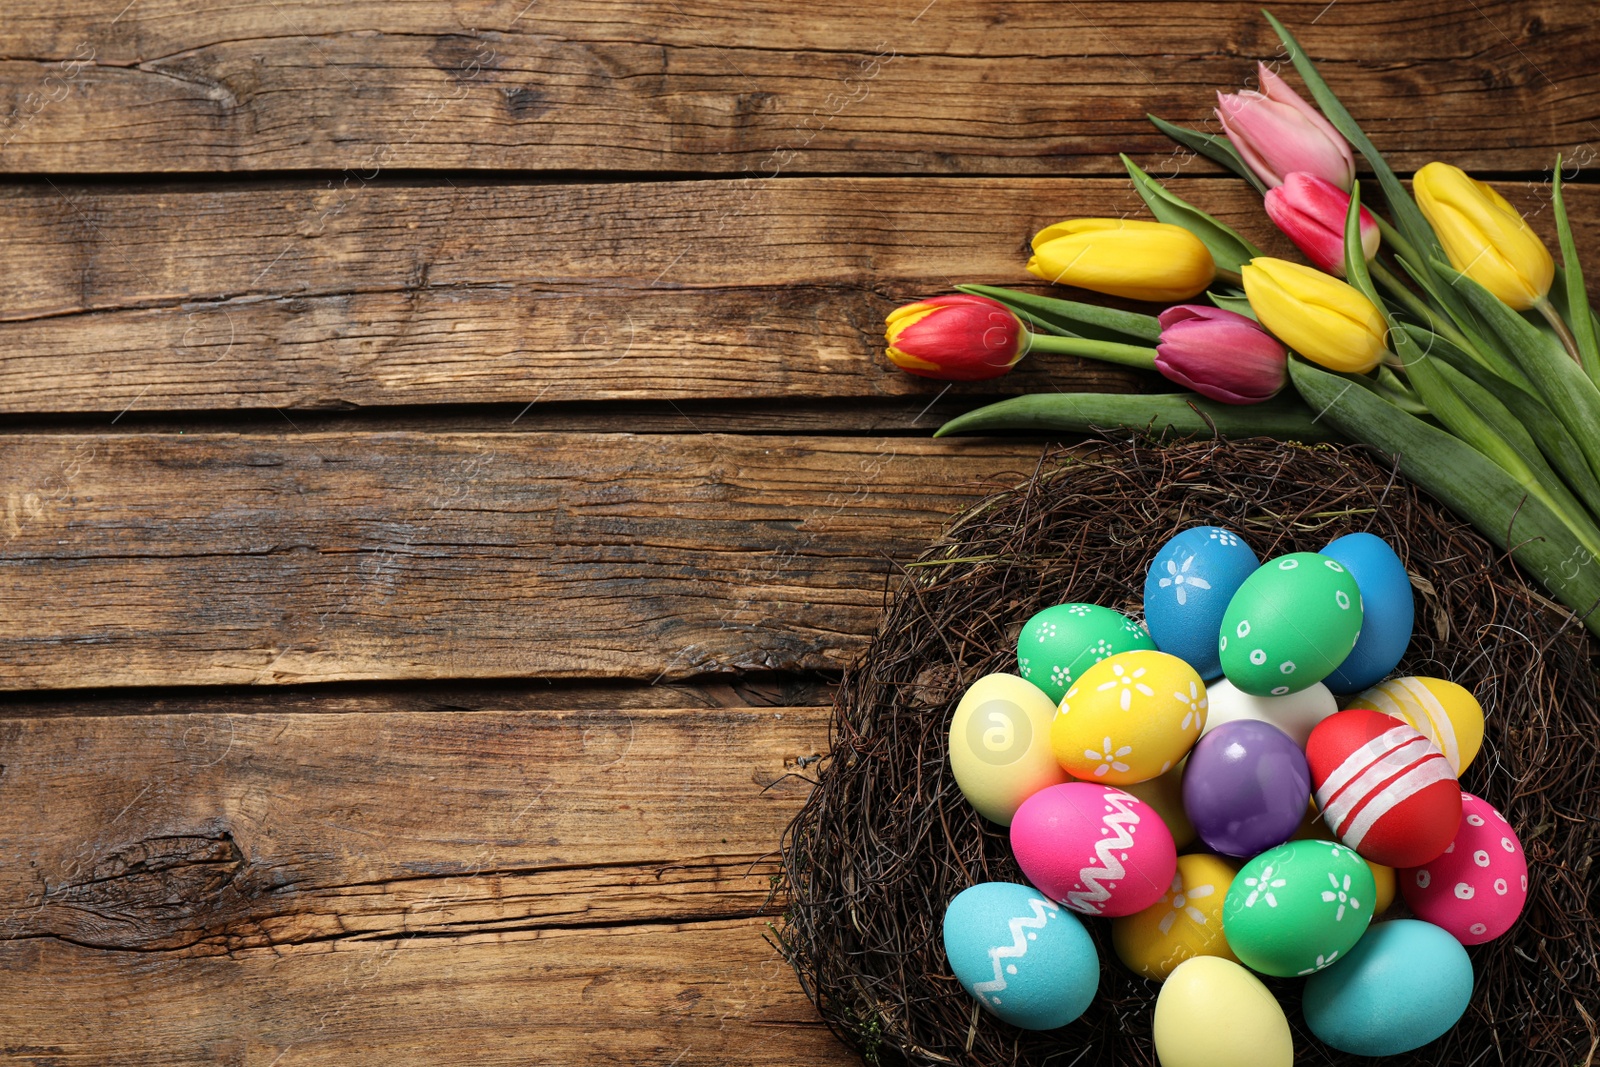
[1216,63,1356,190]
[1264,172,1381,275]
[1155,305,1287,405]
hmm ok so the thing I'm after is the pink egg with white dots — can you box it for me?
[1400,793,1527,945]
[1009,782,1177,917]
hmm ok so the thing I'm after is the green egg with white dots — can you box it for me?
[1016,603,1155,704]
[1218,552,1363,697]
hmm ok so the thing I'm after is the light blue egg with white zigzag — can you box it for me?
[942,881,1099,1030]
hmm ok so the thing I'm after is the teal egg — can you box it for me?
[1218,553,1363,697]
[1221,839,1374,977]
[943,882,1099,1030]
[1017,603,1155,704]
[1303,919,1473,1056]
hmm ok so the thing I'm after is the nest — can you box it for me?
[777,436,1600,1067]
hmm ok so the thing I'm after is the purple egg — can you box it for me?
[1182,719,1310,858]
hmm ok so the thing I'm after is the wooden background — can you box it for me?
[1,1,1596,1062]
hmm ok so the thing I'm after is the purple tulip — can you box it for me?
[1155,305,1288,405]
[1265,171,1381,276]
[1216,63,1356,191]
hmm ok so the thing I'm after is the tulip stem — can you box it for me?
[1022,331,1157,370]
[1534,297,1585,365]
[1370,261,1487,367]
[1214,266,1244,288]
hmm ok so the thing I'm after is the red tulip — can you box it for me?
[1264,172,1381,276]
[1216,63,1355,190]
[1155,305,1287,405]
[884,294,1027,381]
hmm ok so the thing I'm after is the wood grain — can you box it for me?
[1,178,1594,417]
[0,432,1042,691]
[0,1,1592,175]
[0,705,838,1063]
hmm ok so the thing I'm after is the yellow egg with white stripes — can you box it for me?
[1051,650,1207,785]
[1350,677,1483,775]
[1112,853,1240,981]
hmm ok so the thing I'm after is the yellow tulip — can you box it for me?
[1414,162,1553,311]
[1026,218,1214,302]
[1242,257,1388,373]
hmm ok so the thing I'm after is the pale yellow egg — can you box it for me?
[1124,760,1195,849]
[1112,853,1238,981]
[947,673,1070,825]
[1154,956,1293,1067]
[1051,650,1206,785]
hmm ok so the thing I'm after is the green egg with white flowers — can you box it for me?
[1218,552,1363,697]
[1017,603,1155,704]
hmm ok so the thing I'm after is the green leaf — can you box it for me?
[1289,357,1600,637]
[1121,154,1264,273]
[1146,114,1270,196]
[955,284,1162,342]
[1207,290,1258,320]
[1432,258,1600,482]
[933,391,1341,441]
[1551,159,1600,383]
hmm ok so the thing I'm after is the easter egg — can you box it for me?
[942,882,1099,1030]
[947,673,1071,825]
[1292,799,1397,914]
[1051,650,1207,785]
[1143,526,1260,680]
[1352,676,1484,775]
[1124,761,1195,849]
[1319,533,1415,694]
[1199,678,1338,748]
[1222,839,1375,977]
[1306,708,1462,868]
[1401,793,1528,944]
[1112,853,1239,981]
[1218,552,1364,696]
[1302,919,1473,1056]
[1017,603,1156,704]
[1183,720,1310,858]
[1152,956,1293,1067]
[1010,782,1177,917]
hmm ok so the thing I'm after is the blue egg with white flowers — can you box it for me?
[1320,532,1414,694]
[1303,919,1473,1056]
[1143,526,1260,679]
[943,882,1098,1030]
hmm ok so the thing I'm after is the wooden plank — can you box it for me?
[0,923,838,1065]
[2,178,1595,417]
[0,707,824,948]
[0,432,1039,690]
[0,1,1592,175]
[0,706,839,1063]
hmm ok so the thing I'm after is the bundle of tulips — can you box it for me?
[891,11,1600,638]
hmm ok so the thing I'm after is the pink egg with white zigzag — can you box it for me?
[1010,782,1177,917]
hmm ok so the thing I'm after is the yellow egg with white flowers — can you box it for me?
[1112,853,1239,981]
[1350,676,1483,775]
[1051,650,1206,785]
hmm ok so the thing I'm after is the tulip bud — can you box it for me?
[1155,305,1288,404]
[1242,257,1389,374]
[883,294,1026,381]
[1264,171,1380,275]
[1414,162,1554,311]
[1216,63,1356,190]
[1026,218,1215,303]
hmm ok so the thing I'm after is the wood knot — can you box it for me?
[44,831,247,951]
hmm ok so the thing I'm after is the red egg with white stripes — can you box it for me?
[1401,793,1528,944]
[1009,782,1177,917]
[1305,709,1462,869]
